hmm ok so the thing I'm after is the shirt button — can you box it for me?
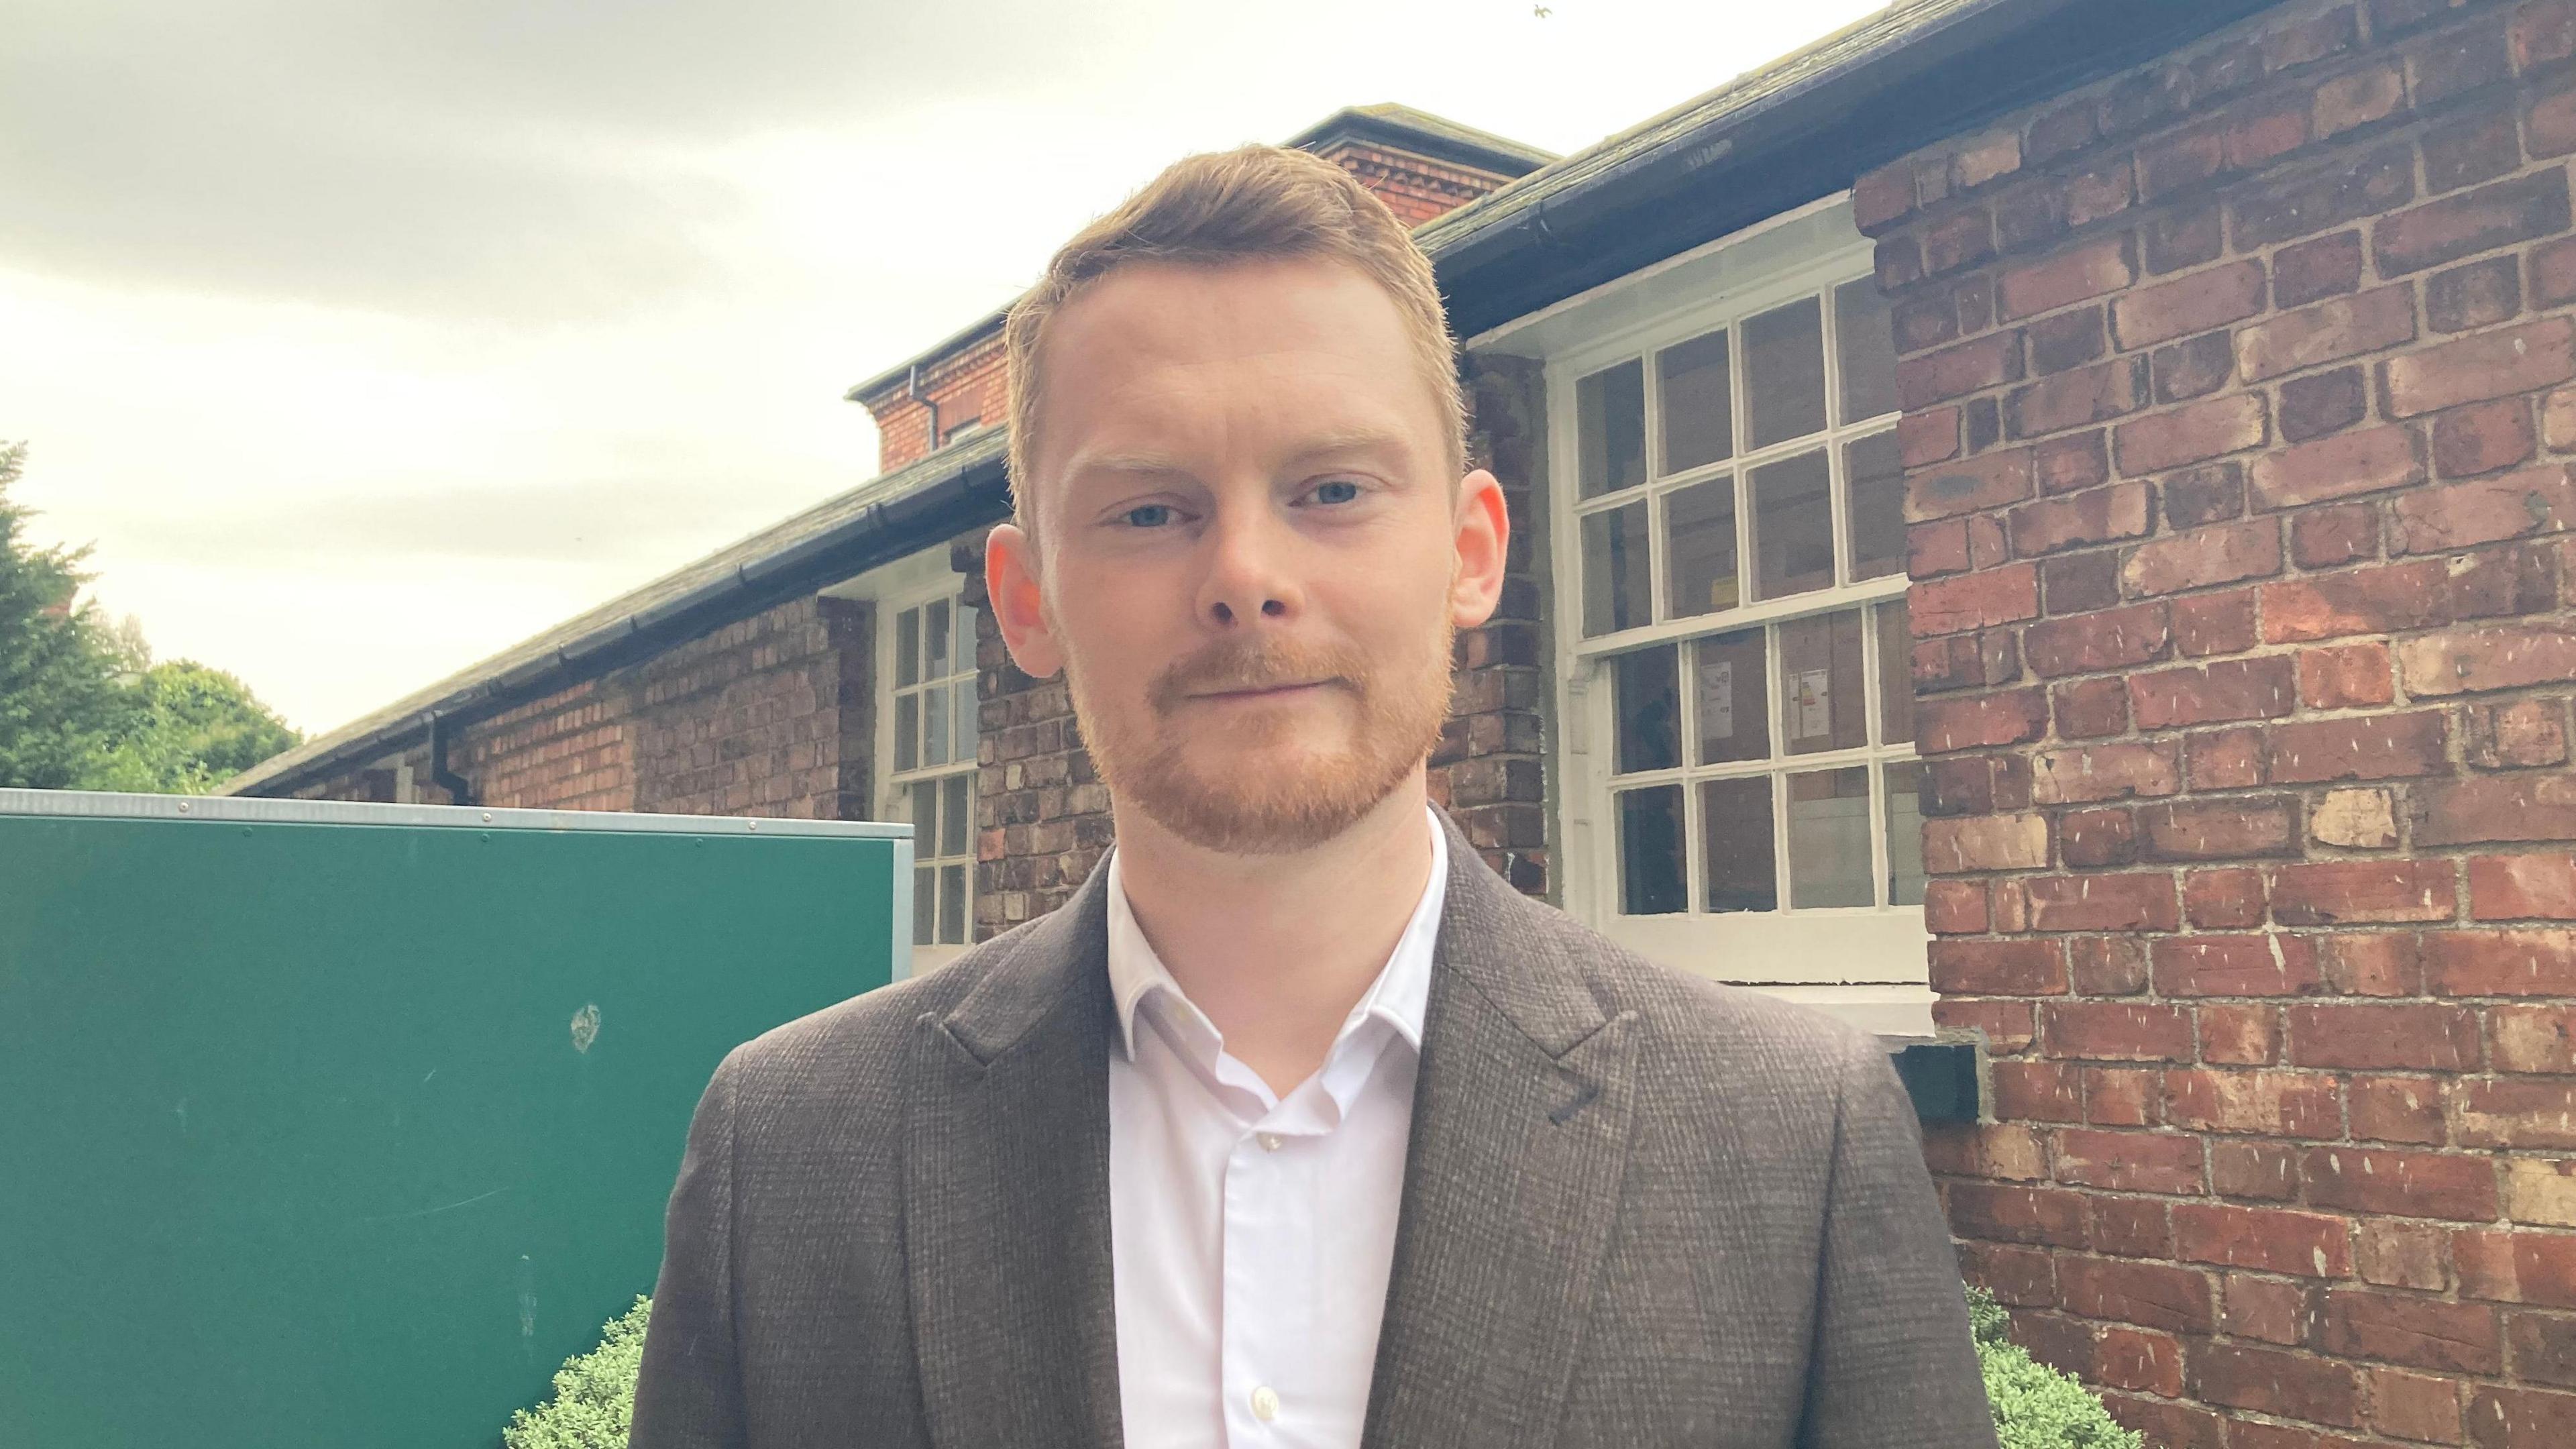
[1250,1385,1281,1421]
[1256,1132,1283,1152]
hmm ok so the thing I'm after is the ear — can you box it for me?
[1448,467,1509,631]
[984,521,1065,679]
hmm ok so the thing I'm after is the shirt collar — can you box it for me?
[1105,803,1447,1064]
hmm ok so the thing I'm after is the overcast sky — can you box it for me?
[2,0,1888,735]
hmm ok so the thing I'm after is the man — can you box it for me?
[631,145,1994,1449]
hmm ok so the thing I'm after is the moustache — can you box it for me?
[1148,636,1372,714]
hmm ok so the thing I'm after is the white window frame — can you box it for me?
[1526,195,1932,1038]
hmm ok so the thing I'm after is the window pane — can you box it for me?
[913,864,936,946]
[896,608,920,688]
[1743,297,1827,449]
[1875,599,1915,749]
[924,682,949,767]
[953,680,979,763]
[1580,502,1652,637]
[1609,646,1681,774]
[925,599,951,680]
[1884,761,1926,907]
[1835,278,1900,425]
[1693,629,1770,765]
[941,773,970,857]
[1576,359,1647,499]
[1787,767,1874,908]
[1615,785,1687,916]
[954,602,978,678]
[895,691,918,772]
[1845,431,1906,583]
[1751,450,1835,600]
[1699,775,1778,913]
[1657,328,1733,474]
[1779,609,1868,755]
[911,779,937,847]
[1664,475,1740,619]
[939,863,967,945]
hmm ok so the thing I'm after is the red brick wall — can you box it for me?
[1862,1,2576,1443]
[288,596,875,821]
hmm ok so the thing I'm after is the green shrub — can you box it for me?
[503,1295,651,1449]
[507,1289,2142,1448]
[1969,1285,2144,1449]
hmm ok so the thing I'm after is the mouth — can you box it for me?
[1187,679,1334,704]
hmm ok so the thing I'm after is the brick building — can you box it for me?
[227,3,2576,1440]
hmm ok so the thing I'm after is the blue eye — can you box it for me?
[1124,504,1173,527]
[1313,480,1360,504]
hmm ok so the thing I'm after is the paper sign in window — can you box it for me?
[1792,668,1832,741]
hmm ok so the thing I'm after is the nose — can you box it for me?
[1194,503,1302,629]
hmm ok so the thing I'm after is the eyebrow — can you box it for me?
[1069,426,1414,483]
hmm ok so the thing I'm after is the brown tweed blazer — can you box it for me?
[629,804,1996,1448]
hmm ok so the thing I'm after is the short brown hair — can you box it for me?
[1003,144,1465,535]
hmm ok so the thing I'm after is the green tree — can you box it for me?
[0,442,130,788]
[89,658,302,794]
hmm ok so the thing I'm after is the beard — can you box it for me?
[1063,619,1456,855]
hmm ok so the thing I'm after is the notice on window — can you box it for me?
[1792,668,1831,739]
[1704,660,1733,740]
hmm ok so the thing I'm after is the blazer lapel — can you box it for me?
[904,859,1124,1449]
[1363,808,1642,1449]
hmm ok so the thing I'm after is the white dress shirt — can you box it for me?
[1104,805,1447,1449]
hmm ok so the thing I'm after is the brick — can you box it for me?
[2141,798,2299,862]
[2212,1138,2300,1199]
[1929,938,2067,995]
[1922,1121,2048,1181]
[2060,807,2138,867]
[2029,741,2182,804]
[2127,656,2296,729]
[1923,878,1990,934]
[2022,601,2170,677]
[2377,170,2573,278]
[1914,631,2021,693]
[2459,1077,2576,1147]
[2200,1002,2280,1063]
[2141,201,2225,275]
[2063,160,2136,231]
[2388,317,2576,419]
[2304,927,2424,991]
[2112,260,2267,350]
[2459,1228,2576,1305]
[2222,1271,2314,1344]
[1919,207,1995,277]
[2418,774,2576,845]
[2237,284,2419,384]
[1851,162,1916,234]
[2091,1324,2181,1397]
[2270,710,2450,784]
[2275,231,2367,308]
[1911,565,2039,636]
[2023,872,2178,930]
[2262,552,2549,643]
[2123,517,2284,597]
[2476,853,2576,923]
[1922,810,2051,872]
[2402,621,2576,696]
[2509,1309,2576,1389]
[2517,0,2576,72]
[2271,859,2457,924]
[2411,13,2514,95]
[1898,409,1960,470]
[1907,445,2033,521]
[2493,1002,2576,1069]
[1950,129,2021,191]
[1947,1182,2089,1248]
[2051,677,2129,737]
[2432,927,2576,995]
[2161,460,2246,528]
[1992,1059,2083,1122]
[2469,698,2573,768]
[2371,1366,2462,1444]
[2060,1254,2215,1333]
[2174,1201,2351,1274]
[2312,786,2400,848]
[2004,358,2145,439]
[2023,96,2098,165]
[2023,307,2103,376]
[2229,140,2414,251]
[2084,1067,2161,1128]
[2307,1144,2499,1221]
[2396,467,2576,553]
[2070,934,2150,996]
[2188,725,2268,789]
[2265,6,2359,71]
[2249,423,2426,508]
[2187,866,2269,928]
[2153,932,2318,996]
[2277,364,2370,443]
[2426,108,2525,194]
[2044,1001,2194,1061]
[2038,549,2116,614]
[2033,430,2112,494]
[2189,1339,2361,1426]
[2467,1385,2576,1448]
[2163,1063,2337,1138]
[2321,1289,2500,1373]
[2313,61,2409,138]
[2352,1075,2449,1144]
[2290,502,2382,568]
[1896,332,2023,411]
[2433,398,2540,479]
[2544,241,2576,320]
[2112,394,2268,476]
[2429,254,2526,333]
[1997,235,2137,322]
[2298,643,2394,708]
[1917,689,2049,755]
[2171,591,2258,661]
[2150,331,2235,403]
[2137,119,2227,203]
[2289,1001,2481,1069]
[2506,1159,2576,1224]
[2006,481,2153,555]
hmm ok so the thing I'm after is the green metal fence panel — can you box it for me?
[0,791,909,1449]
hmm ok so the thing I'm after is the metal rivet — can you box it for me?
[176,802,191,812]
[481,812,492,823]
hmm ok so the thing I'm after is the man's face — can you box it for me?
[985,255,1507,855]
